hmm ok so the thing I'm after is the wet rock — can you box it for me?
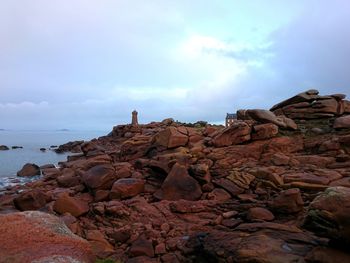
[17,163,41,177]
[109,178,145,199]
[154,163,202,201]
[0,211,94,262]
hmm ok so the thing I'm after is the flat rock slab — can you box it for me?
[0,211,94,263]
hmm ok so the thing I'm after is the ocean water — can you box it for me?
[0,130,107,188]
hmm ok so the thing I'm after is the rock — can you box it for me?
[0,211,94,262]
[154,163,202,201]
[213,178,244,196]
[57,169,81,187]
[270,89,320,111]
[53,193,90,217]
[13,190,48,211]
[11,146,23,149]
[303,187,350,244]
[247,207,275,221]
[129,236,155,258]
[211,121,251,147]
[17,163,41,177]
[86,229,115,258]
[207,188,231,202]
[252,123,279,140]
[82,164,116,190]
[54,140,84,153]
[246,109,285,127]
[152,126,188,148]
[109,178,145,199]
[0,145,9,150]
[270,188,304,214]
[305,247,350,263]
[334,115,350,129]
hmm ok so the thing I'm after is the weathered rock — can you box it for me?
[17,163,41,177]
[304,187,350,244]
[57,168,80,187]
[129,236,155,258]
[252,123,279,140]
[13,190,48,211]
[211,121,251,147]
[154,163,202,201]
[53,193,90,217]
[247,207,275,221]
[334,115,350,129]
[0,211,94,262]
[152,126,188,148]
[85,229,115,258]
[109,178,145,199]
[270,89,320,111]
[82,164,116,190]
[246,109,285,127]
[270,188,304,214]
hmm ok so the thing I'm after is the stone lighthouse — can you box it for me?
[131,110,138,126]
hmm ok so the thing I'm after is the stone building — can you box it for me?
[225,113,236,127]
[131,110,138,126]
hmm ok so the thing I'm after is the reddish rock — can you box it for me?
[330,177,350,187]
[270,188,304,213]
[252,123,279,140]
[109,178,145,199]
[305,247,350,263]
[57,168,80,187]
[211,121,251,147]
[86,229,115,258]
[154,163,202,201]
[270,89,320,111]
[334,115,350,129]
[152,126,188,148]
[246,109,285,127]
[53,193,90,217]
[247,207,275,221]
[129,236,154,258]
[82,164,116,190]
[304,186,350,243]
[207,188,231,202]
[13,190,48,211]
[213,178,244,196]
[17,163,40,177]
[283,172,330,185]
[0,211,94,263]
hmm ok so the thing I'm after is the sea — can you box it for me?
[0,130,108,188]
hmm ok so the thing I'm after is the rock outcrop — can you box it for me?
[1,89,350,262]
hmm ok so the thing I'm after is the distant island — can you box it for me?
[56,129,70,132]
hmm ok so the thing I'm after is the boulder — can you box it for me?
[0,211,94,262]
[333,115,350,129]
[270,188,304,214]
[129,236,155,258]
[82,164,116,190]
[109,178,145,199]
[53,193,90,217]
[211,121,251,147]
[17,163,41,177]
[303,187,350,244]
[154,163,202,201]
[252,123,279,140]
[152,126,188,148]
[270,89,320,111]
[85,229,115,258]
[247,207,275,221]
[57,168,81,187]
[246,109,285,127]
[13,190,48,211]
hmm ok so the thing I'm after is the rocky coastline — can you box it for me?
[1,89,350,263]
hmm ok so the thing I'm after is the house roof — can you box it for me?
[226,113,236,119]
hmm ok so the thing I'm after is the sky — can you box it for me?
[0,0,349,130]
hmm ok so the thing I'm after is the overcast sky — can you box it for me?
[1,0,349,130]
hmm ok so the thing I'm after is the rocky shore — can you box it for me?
[1,89,350,263]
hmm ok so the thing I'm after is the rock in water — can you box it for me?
[17,163,41,177]
[0,211,94,262]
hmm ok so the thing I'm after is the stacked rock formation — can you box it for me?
[0,89,350,263]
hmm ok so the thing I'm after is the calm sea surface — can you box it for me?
[0,130,108,187]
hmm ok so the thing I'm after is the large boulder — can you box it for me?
[53,193,90,217]
[17,163,40,177]
[13,190,48,211]
[0,211,94,262]
[154,163,202,201]
[246,109,285,127]
[109,178,145,199]
[82,164,116,190]
[252,123,279,140]
[333,115,350,129]
[152,126,188,148]
[303,187,350,244]
[211,121,251,147]
[270,89,320,111]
